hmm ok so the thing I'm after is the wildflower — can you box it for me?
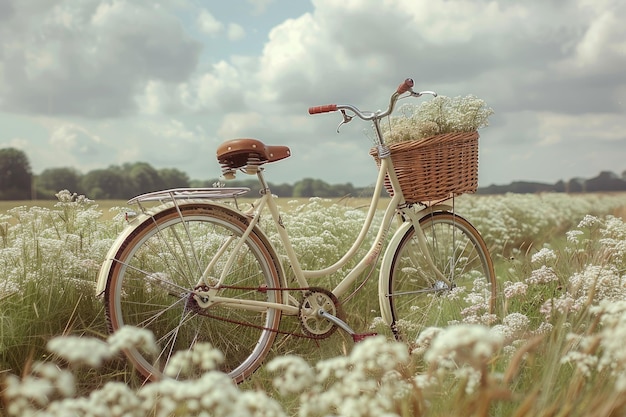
[566,229,584,243]
[525,265,559,285]
[267,355,314,396]
[501,312,530,341]
[88,381,142,417]
[138,372,238,416]
[300,336,413,417]
[569,264,625,304]
[383,95,494,144]
[236,390,288,417]
[561,350,598,378]
[314,355,352,382]
[412,326,443,356]
[31,362,76,398]
[533,321,554,336]
[107,325,158,355]
[164,342,224,377]
[352,335,410,374]
[531,247,557,265]
[425,324,503,371]
[47,335,112,368]
[503,281,528,299]
[578,215,599,228]
[414,372,438,390]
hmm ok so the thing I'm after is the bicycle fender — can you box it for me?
[96,209,157,296]
[95,200,284,297]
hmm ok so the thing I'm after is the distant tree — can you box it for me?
[126,162,165,195]
[553,180,566,193]
[159,168,190,189]
[293,178,348,197]
[293,178,315,197]
[586,171,625,192]
[36,167,83,198]
[0,148,33,200]
[271,182,294,197]
[567,178,585,193]
[332,182,357,197]
[81,169,126,199]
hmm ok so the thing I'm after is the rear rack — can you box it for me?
[127,187,250,205]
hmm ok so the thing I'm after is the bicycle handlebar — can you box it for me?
[307,78,436,122]
[308,104,338,114]
[396,78,414,95]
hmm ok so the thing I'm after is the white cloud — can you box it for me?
[247,0,275,14]
[217,112,263,140]
[0,0,200,117]
[2,0,625,187]
[228,23,246,41]
[564,9,626,75]
[197,9,224,35]
[136,81,170,115]
[537,113,626,146]
[1,137,29,150]
[176,60,248,114]
[154,119,205,142]
[50,123,102,151]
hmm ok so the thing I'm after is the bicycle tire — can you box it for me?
[103,202,283,383]
[387,211,496,343]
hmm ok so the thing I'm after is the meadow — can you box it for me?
[1,190,626,416]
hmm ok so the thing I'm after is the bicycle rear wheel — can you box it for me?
[387,211,495,343]
[103,202,282,383]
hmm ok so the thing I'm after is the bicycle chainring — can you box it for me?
[298,287,343,339]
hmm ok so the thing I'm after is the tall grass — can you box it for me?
[1,191,626,416]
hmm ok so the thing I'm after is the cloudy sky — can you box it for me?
[1,0,625,189]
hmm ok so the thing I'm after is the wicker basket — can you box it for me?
[369,131,479,203]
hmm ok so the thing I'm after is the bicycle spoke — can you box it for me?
[387,212,496,342]
[104,203,282,383]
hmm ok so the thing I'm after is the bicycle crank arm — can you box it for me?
[317,309,377,343]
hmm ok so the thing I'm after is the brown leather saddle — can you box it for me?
[216,138,291,175]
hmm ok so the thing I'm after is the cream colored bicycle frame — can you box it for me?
[95,152,453,328]
[187,155,453,326]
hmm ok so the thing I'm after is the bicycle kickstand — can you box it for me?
[317,309,378,343]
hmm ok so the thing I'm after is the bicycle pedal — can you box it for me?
[352,332,378,343]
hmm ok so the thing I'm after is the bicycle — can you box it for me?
[96,78,496,383]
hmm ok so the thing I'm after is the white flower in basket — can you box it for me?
[372,95,494,203]
[382,95,494,145]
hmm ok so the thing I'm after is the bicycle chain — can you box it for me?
[188,284,344,340]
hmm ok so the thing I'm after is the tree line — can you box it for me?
[2,147,626,201]
[0,148,366,200]
[477,170,626,194]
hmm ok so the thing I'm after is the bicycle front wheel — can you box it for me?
[387,211,496,343]
[103,202,283,383]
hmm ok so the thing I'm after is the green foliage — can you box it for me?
[77,162,191,200]
[0,148,32,200]
[292,178,357,198]
[35,167,84,199]
[0,191,122,374]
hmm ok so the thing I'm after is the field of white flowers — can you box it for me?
[1,190,626,417]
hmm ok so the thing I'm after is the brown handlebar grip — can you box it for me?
[396,78,414,94]
[308,104,338,114]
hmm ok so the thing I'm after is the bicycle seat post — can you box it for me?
[256,169,271,195]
